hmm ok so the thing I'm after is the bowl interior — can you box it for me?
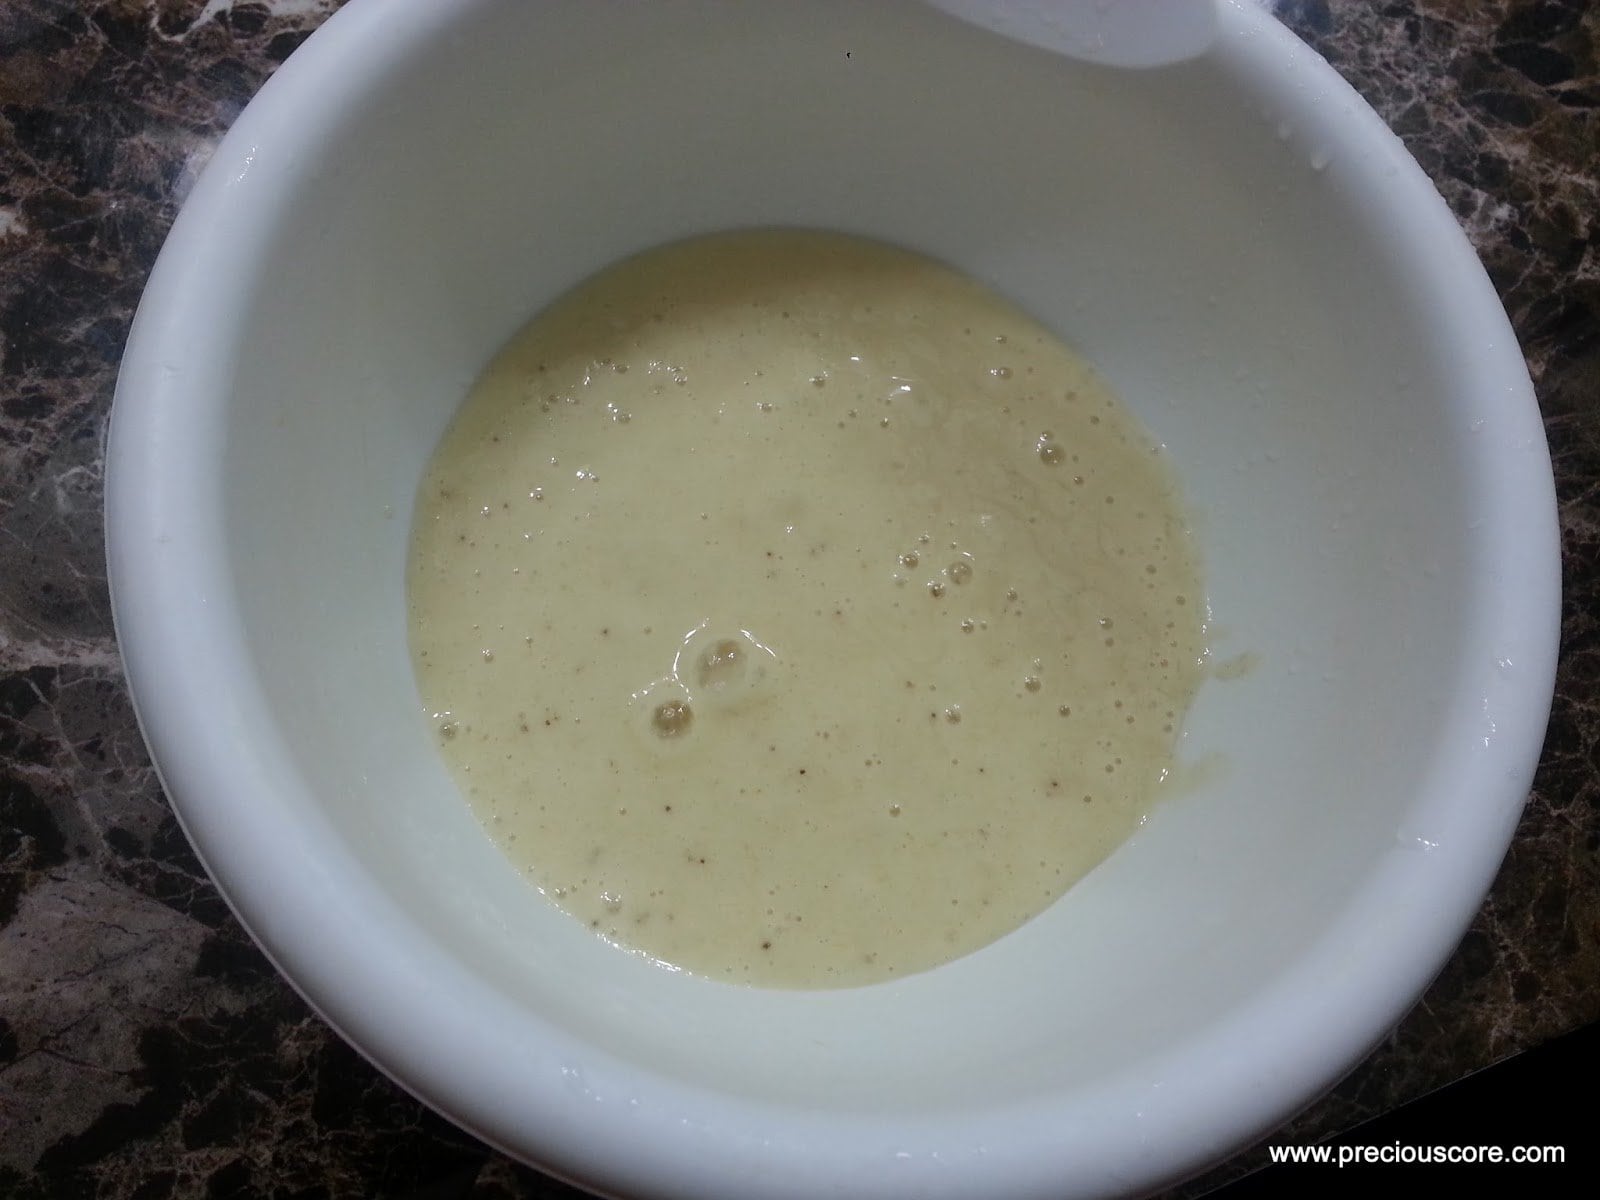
[112,0,1556,1192]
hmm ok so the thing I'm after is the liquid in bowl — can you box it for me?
[407,230,1207,987]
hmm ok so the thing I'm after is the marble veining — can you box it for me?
[1,1,1595,1197]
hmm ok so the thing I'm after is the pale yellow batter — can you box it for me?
[408,230,1206,988]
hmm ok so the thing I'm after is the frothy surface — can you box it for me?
[408,230,1206,987]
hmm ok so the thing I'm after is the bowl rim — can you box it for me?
[105,1,1561,1197]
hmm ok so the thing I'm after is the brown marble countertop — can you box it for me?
[2,1,1596,1197]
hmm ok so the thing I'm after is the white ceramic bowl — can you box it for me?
[106,2,1560,1197]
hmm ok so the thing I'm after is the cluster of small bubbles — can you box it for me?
[943,706,962,724]
[948,560,973,585]
[757,401,774,413]
[810,374,828,388]
[481,649,495,662]
[1037,432,1064,465]
[989,366,1012,380]
[480,505,492,517]
[695,639,746,690]
[529,488,543,501]
[605,402,632,423]
[652,698,694,738]
[960,619,975,634]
